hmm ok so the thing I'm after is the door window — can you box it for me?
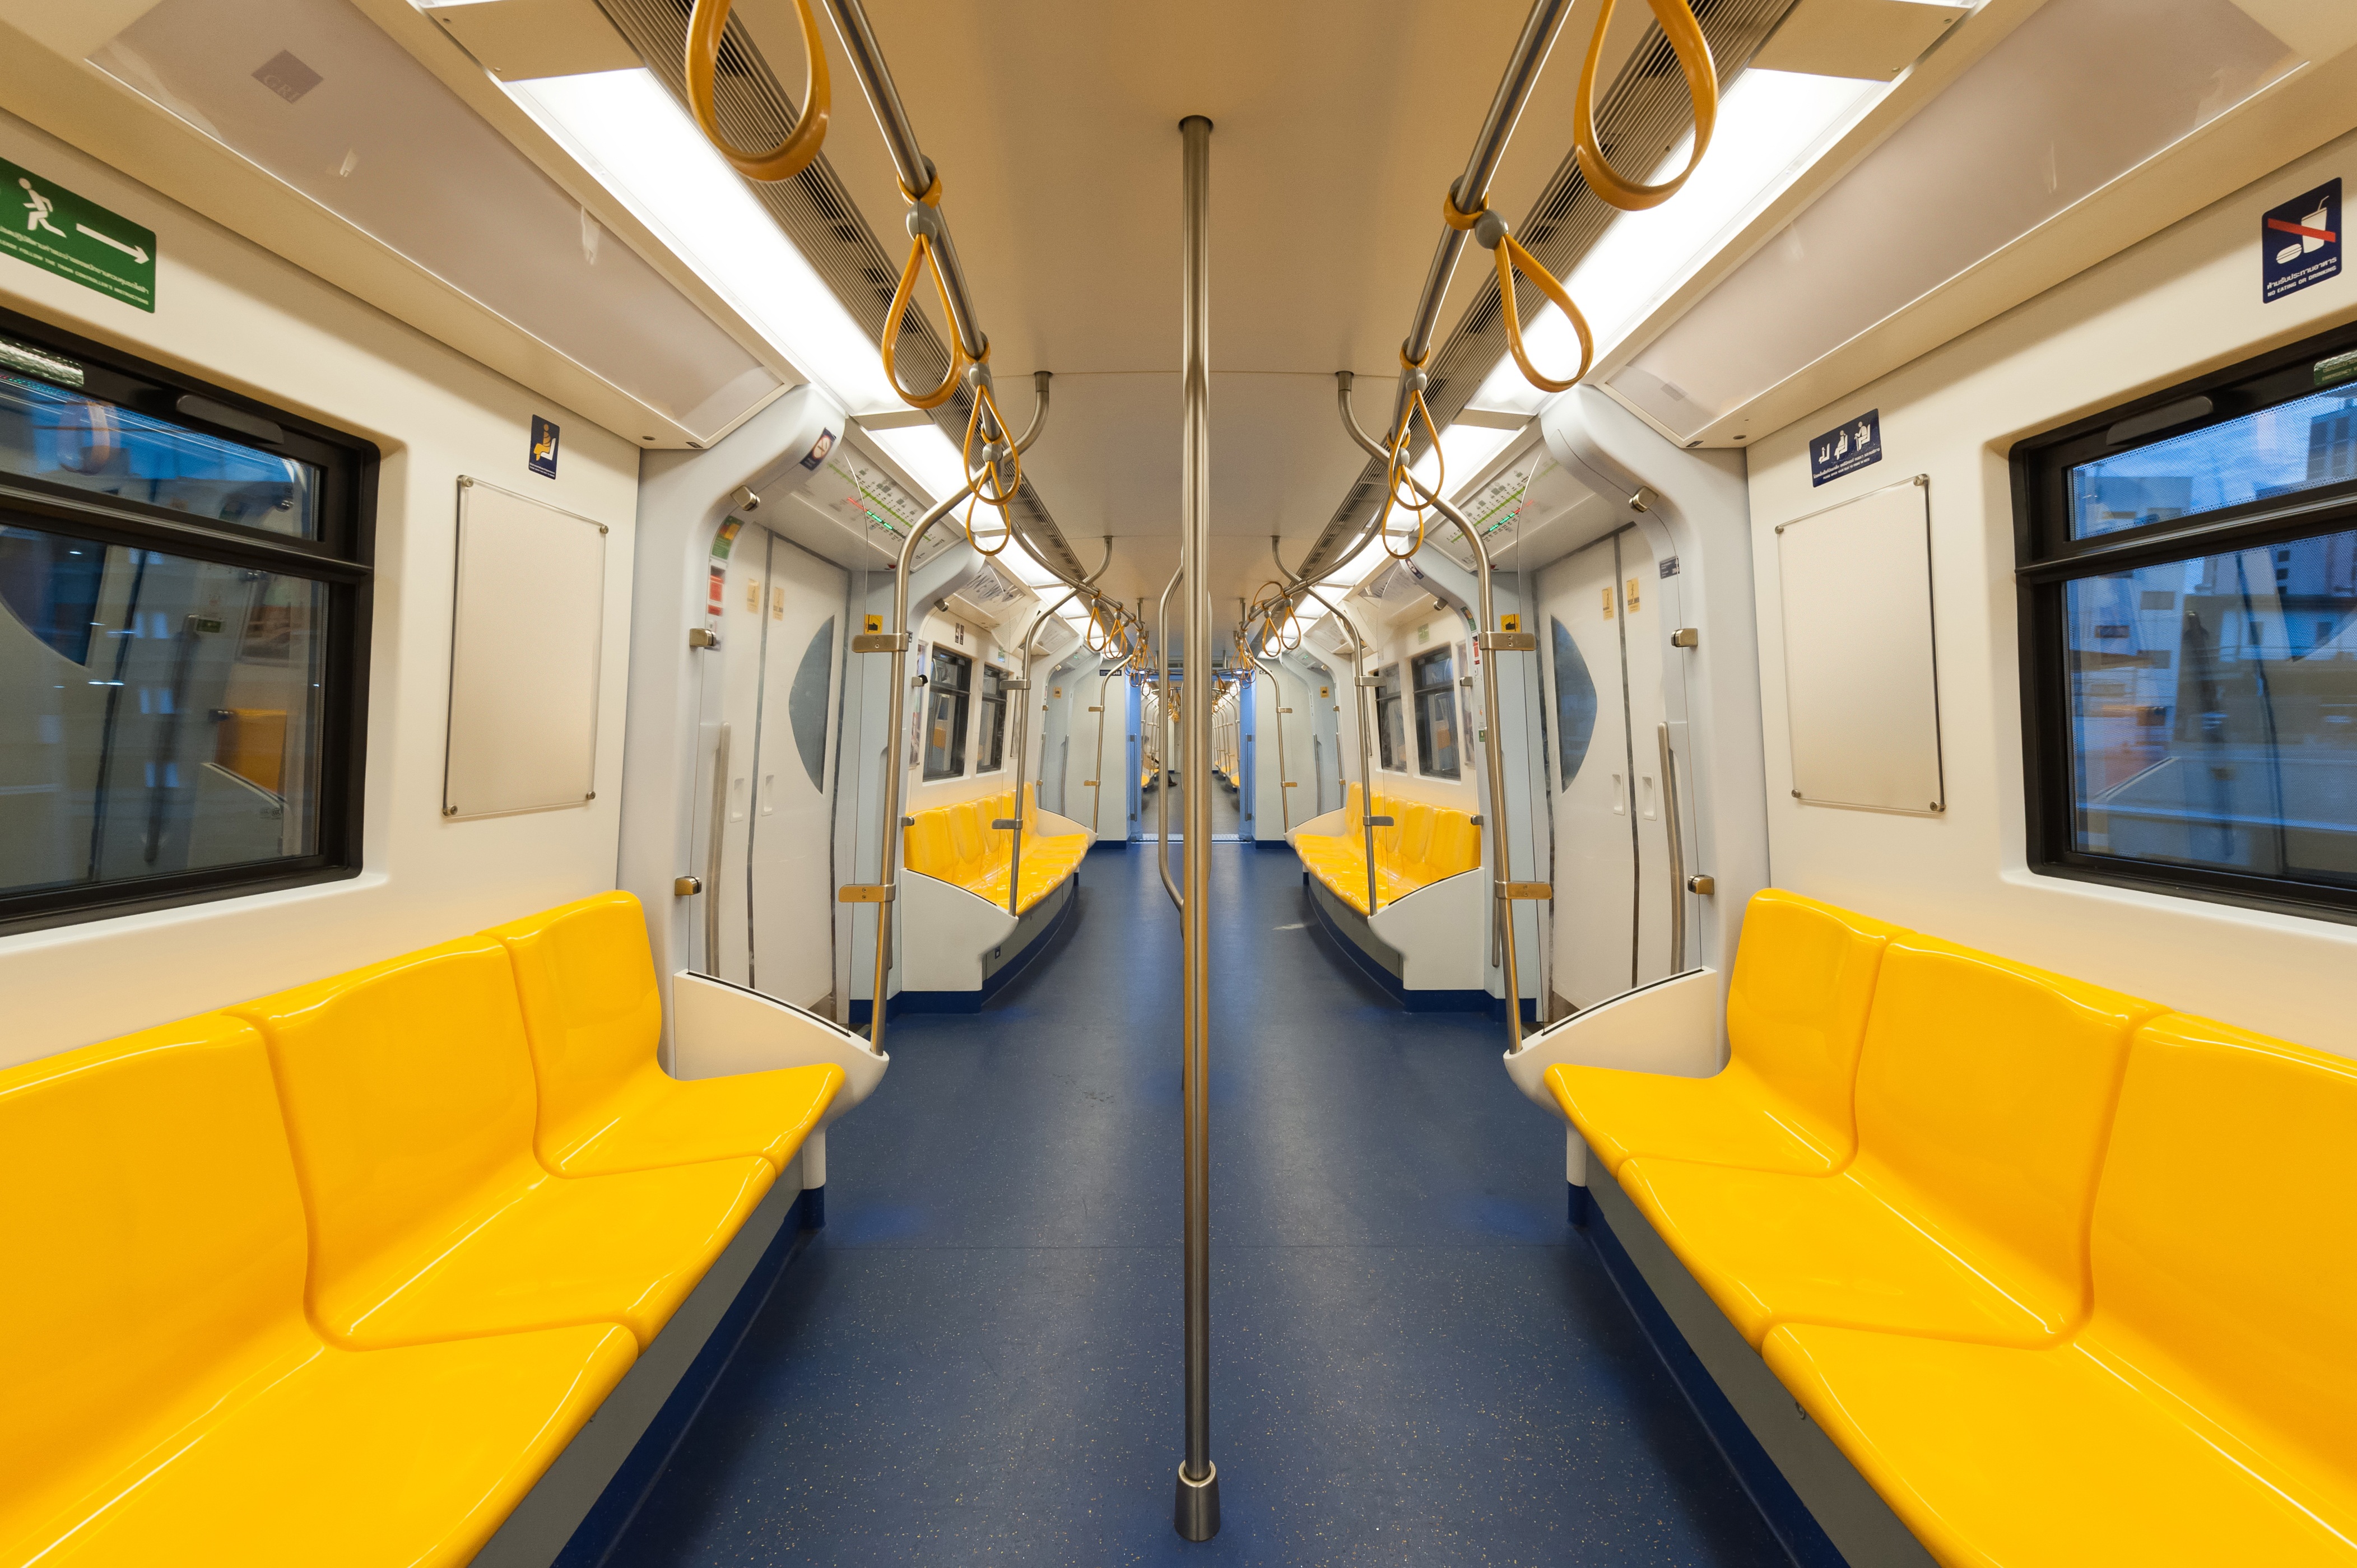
[925,647,972,780]
[1412,646,1460,778]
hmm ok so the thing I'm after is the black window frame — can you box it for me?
[975,661,1008,774]
[923,645,972,781]
[1411,644,1461,779]
[0,304,376,935]
[1372,662,1406,771]
[2012,318,2357,925]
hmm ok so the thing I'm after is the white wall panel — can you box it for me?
[0,109,638,1069]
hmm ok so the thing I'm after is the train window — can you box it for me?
[1412,646,1460,779]
[975,663,1007,774]
[924,646,971,780]
[2015,325,2357,920]
[1372,662,1405,771]
[0,311,373,933]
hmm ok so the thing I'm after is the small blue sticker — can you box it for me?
[1809,409,1881,487]
[528,415,559,478]
[2263,179,2340,303]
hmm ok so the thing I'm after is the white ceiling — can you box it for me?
[731,0,1660,606]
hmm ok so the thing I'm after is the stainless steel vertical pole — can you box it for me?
[1173,111,1220,1544]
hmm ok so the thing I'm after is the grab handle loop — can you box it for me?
[684,0,830,184]
[1377,353,1440,560]
[881,182,966,410]
[960,361,1022,507]
[1447,191,1596,396]
[1573,0,1717,212]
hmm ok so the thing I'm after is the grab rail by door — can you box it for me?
[704,722,729,976]
[1658,722,1686,974]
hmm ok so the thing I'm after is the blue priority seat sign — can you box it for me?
[2263,179,2339,303]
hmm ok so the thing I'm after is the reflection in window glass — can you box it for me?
[1551,616,1599,790]
[2068,389,2357,539]
[924,646,971,781]
[0,374,320,536]
[976,663,1007,774]
[1372,663,1405,771]
[2067,527,2357,886]
[1412,646,1460,779]
[0,522,327,896]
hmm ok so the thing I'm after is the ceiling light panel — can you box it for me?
[89,0,781,443]
[1609,0,2300,441]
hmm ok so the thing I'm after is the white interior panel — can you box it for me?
[444,478,607,818]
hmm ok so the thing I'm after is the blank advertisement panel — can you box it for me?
[443,477,607,818]
[1776,476,1945,815]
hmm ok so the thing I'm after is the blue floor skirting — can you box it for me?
[1302,866,1540,1022]
[847,870,1082,1026]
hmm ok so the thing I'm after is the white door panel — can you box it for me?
[1540,537,1636,1010]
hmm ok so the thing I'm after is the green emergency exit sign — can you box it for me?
[1,157,155,313]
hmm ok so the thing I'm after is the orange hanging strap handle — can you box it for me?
[960,364,1022,509]
[1446,191,1596,395]
[684,0,830,184]
[881,178,966,410]
[1375,350,1438,560]
[1573,0,1717,212]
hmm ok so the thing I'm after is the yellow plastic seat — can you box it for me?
[1764,1014,2357,1566]
[489,893,842,1177]
[0,1016,634,1568]
[233,938,774,1351]
[900,787,1081,914]
[1618,936,2160,1348]
[1548,891,1907,1177]
[903,809,956,882]
[1295,788,1479,913]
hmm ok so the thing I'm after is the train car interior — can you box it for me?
[3,0,2356,1562]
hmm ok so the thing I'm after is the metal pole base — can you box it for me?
[1173,1462,1221,1541]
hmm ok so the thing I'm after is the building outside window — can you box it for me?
[0,309,373,932]
[1412,645,1461,778]
[2014,325,2357,920]
[1372,662,1405,770]
[924,645,972,780]
[976,662,1008,773]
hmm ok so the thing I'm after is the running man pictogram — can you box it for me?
[18,177,64,237]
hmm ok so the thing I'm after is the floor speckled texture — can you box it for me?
[603,845,1787,1567]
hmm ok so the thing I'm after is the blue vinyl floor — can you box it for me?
[602,844,1786,1566]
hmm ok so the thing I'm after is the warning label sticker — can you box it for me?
[2263,179,2340,304]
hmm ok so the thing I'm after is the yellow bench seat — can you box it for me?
[1764,1013,2357,1566]
[0,1017,635,1568]
[904,784,1085,914]
[492,892,842,1176]
[1295,783,1480,915]
[1616,934,2159,1350]
[232,937,777,1351]
[1546,891,1904,1177]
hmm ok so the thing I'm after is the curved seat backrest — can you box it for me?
[905,809,956,880]
[1394,802,1435,868]
[1724,890,1907,1163]
[230,938,545,1310]
[1852,936,2158,1321]
[488,892,663,1165]
[0,1016,308,1548]
[2091,1013,2357,1501]
[947,802,988,877]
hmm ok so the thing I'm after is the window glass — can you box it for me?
[0,374,320,537]
[1412,646,1461,778]
[924,646,971,781]
[1551,616,1599,789]
[0,522,328,897]
[976,663,1007,773]
[1372,663,1405,771]
[2068,388,2357,539]
[2065,527,2356,887]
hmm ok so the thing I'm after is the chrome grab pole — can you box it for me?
[1398,0,1574,374]
[846,381,1054,1053]
[1658,722,1687,973]
[1002,590,1076,915]
[1154,562,1184,913]
[1173,112,1220,1544]
[1087,648,1140,835]
[1338,376,1529,1051]
[705,723,730,975]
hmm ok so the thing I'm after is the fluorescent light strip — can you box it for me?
[509,69,971,499]
[1463,69,1886,418]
